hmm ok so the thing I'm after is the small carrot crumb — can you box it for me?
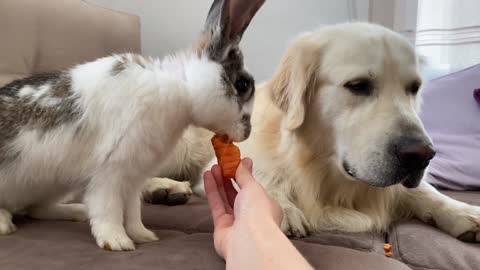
[385,251,392,257]
[383,243,392,251]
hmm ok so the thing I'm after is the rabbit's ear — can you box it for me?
[205,0,265,43]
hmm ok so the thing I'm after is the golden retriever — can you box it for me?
[148,22,480,242]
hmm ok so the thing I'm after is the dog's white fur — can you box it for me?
[193,22,480,241]
[144,126,214,204]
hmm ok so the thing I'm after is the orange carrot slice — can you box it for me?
[211,135,241,179]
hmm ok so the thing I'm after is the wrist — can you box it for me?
[244,216,286,252]
[244,214,281,235]
[224,217,284,263]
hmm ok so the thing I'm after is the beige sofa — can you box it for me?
[1,1,479,269]
[0,0,140,86]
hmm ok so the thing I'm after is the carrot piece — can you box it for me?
[383,243,392,251]
[385,251,392,257]
[211,135,241,179]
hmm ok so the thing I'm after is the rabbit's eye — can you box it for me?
[234,77,251,97]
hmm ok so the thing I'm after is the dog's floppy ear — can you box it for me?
[270,34,321,130]
[204,0,265,53]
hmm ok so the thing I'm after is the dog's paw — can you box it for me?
[280,205,311,238]
[0,210,16,235]
[450,207,480,243]
[143,179,193,206]
[93,225,135,251]
[126,225,159,244]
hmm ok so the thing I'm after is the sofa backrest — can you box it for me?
[0,0,141,87]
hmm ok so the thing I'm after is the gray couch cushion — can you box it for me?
[0,197,411,270]
[390,220,480,270]
[389,191,480,270]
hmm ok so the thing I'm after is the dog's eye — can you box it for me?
[408,81,421,95]
[234,77,252,97]
[344,79,373,96]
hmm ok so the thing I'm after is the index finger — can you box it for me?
[204,171,227,224]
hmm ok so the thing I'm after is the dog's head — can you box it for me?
[187,0,264,142]
[270,23,435,188]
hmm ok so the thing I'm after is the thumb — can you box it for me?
[235,158,254,188]
[242,157,253,172]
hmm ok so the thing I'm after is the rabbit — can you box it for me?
[0,0,265,251]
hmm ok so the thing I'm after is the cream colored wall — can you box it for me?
[88,0,369,80]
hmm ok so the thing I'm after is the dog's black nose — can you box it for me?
[396,139,436,170]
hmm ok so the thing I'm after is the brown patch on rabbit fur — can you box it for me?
[0,72,79,163]
[111,54,150,76]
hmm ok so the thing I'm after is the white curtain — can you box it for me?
[415,0,480,78]
[369,0,480,80]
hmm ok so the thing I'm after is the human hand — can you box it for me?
[203,158,283,259]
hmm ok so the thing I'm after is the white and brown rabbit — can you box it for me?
[0,0,265,251]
